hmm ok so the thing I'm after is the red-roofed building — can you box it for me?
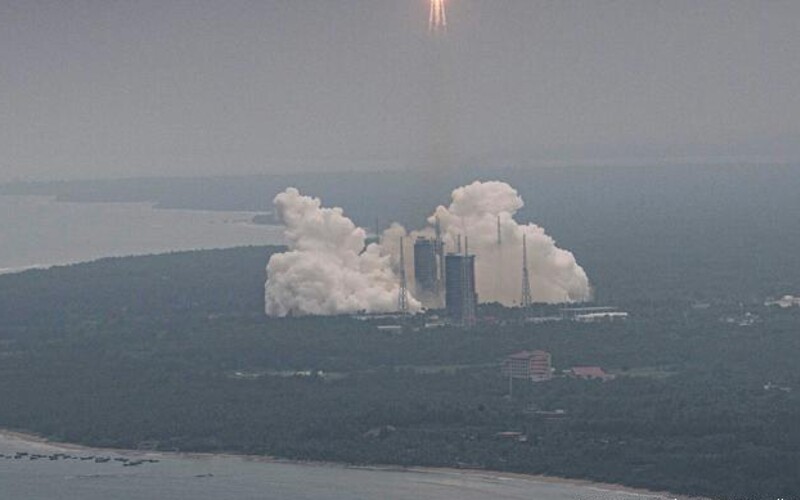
[568,366,615,381]
[502,350,553,382]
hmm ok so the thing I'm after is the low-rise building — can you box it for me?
[376,325,403,333]
[574,311,629,322]
[765,295,800,308]
[495,431,528,442]
[567,366,615,381]
[560,307,629,322]
[503,350,553,382]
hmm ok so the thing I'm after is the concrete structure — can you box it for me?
[444,253,477,327]
[503,350,553,382]
[376,325,403,333]
[574,311,629,322]
[560,307,629,322]
[561,306,619,317]
[413,237,439,296]
[495,431,528,442]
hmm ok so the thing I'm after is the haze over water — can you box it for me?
[0,196,284,273]
[0,433,675,500]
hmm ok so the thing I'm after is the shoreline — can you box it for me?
[0,194,284,276]
[0,428,706,500]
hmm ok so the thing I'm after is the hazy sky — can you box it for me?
[1,0,798,181]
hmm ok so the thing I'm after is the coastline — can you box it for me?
[0,264,49,275]
[0,428,706,500]
[0,195,284,275]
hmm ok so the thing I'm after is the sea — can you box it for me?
[0,433,675,500]
[0,195,285,273]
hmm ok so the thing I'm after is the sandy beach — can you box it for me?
[0,428,707,500]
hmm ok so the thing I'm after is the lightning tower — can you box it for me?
[435,215,445,292]
[462,236,476,326]
[495,215,502,300]
[521,234,533,308]
[398,237,409,315]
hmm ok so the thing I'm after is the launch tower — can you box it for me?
[445,240,477,327]
[414,237,439,296]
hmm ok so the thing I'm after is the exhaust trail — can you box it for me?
[429,0,447,33]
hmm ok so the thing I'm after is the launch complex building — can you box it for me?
[413,231,478,327]
[411,213,538,327]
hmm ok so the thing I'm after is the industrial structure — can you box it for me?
[560,306,628,322]
[444,238,477,327]
[401,227,590,324]
[521,234,532,308]
[503,350,553,382]
[413,237,439,296]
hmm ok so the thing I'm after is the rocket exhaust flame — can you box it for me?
[429,0,447,33]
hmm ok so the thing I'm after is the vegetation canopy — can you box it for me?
[0,246,797,499]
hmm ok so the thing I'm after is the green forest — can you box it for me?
[0,246,798,499]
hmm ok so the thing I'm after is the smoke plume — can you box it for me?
[426,181,591,304]
[265,182,591,317]
[265,188,421,317]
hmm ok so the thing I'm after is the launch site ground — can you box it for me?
[0,246,797,499]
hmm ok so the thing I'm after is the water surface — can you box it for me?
[0,196,283,272]
[0,433,675,500]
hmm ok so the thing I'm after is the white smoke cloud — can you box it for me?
[428,181,592,304]
[265,188,421,317]
[265,181,591,317]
